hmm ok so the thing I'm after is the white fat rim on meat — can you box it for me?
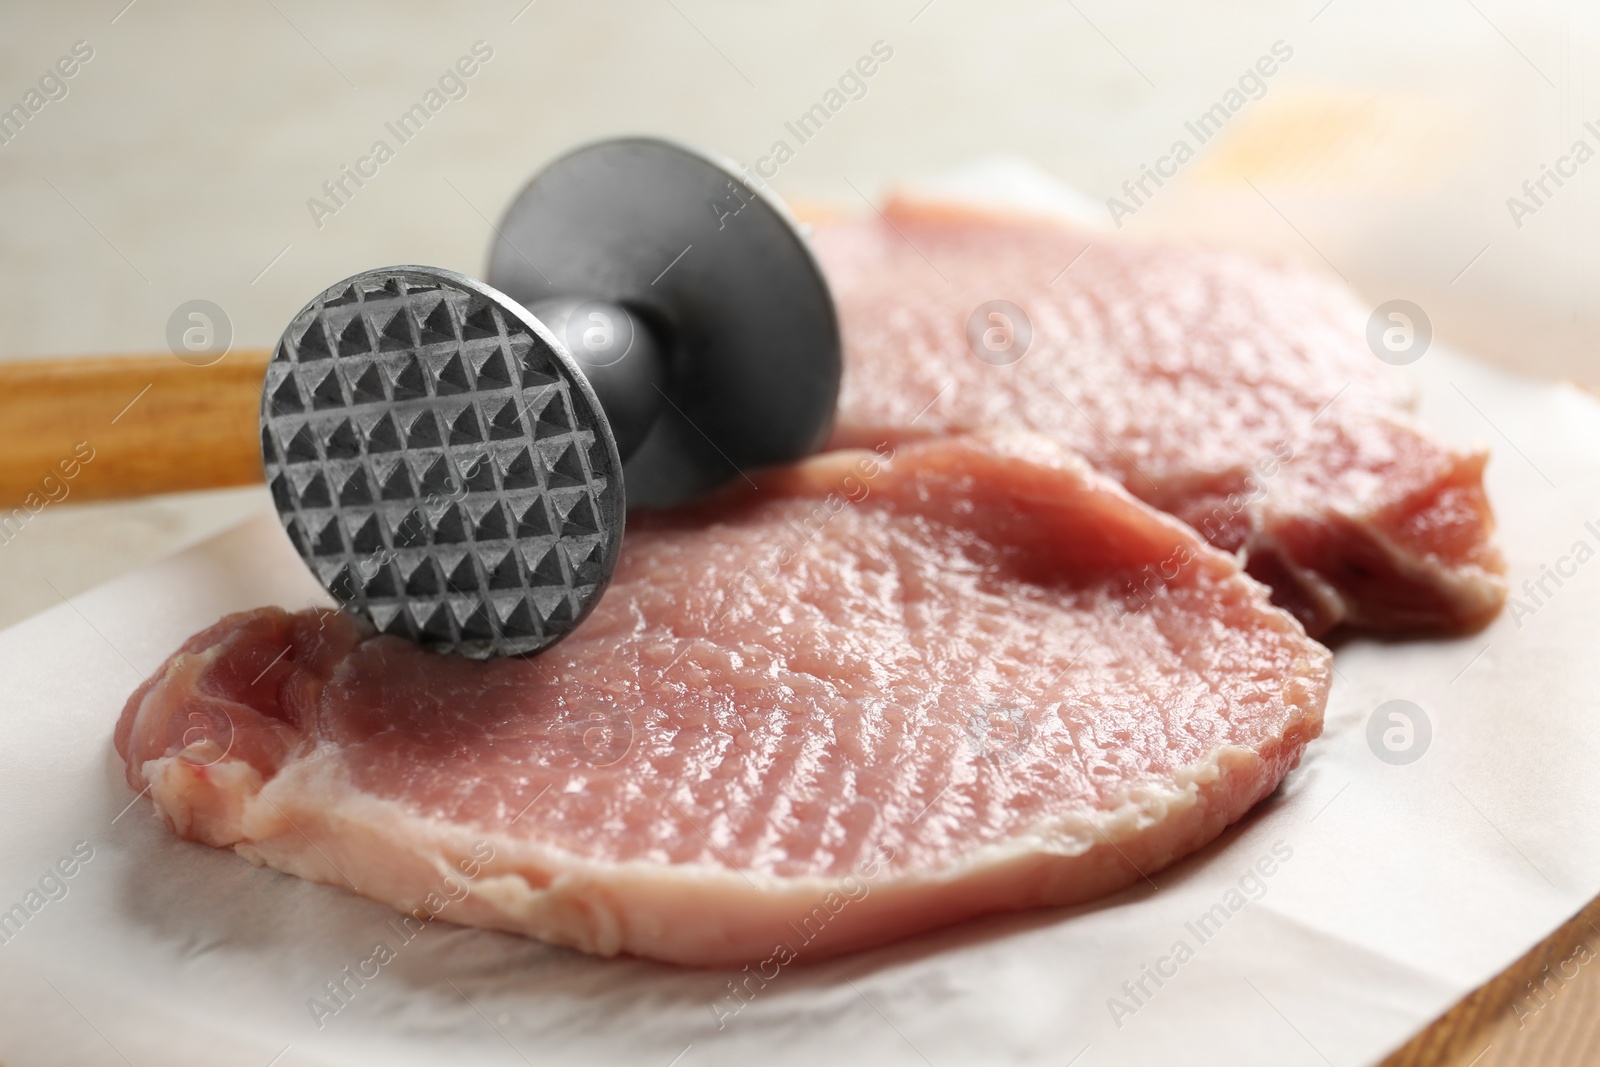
[136,730,1284,960]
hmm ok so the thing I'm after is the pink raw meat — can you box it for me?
[117,435,1329,966]
[814,201,1506,635]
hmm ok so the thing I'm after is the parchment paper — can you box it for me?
[3,192,1598,1067]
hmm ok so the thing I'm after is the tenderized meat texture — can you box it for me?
[117,435,1329,966]
[813,202,1506,636]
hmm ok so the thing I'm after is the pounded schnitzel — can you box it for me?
[815,202,1506,635]
[116,436,1329,965]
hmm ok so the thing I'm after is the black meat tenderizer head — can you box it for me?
[260,138,840,659]
[262,267,624,659]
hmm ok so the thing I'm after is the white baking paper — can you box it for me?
[3,221,1599,1067]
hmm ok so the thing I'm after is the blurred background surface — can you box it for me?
[0,0,1592,624]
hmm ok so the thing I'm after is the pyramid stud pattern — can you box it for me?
[261,267,624,658]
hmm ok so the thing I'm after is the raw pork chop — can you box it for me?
[813,203,1506,635]
[118,436,1328,966]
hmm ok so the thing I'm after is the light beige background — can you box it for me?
[0,0,1590,613]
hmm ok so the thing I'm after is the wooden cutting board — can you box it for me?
[1382,895,1600,1065]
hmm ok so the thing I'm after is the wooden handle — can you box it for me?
[0,350,270,509]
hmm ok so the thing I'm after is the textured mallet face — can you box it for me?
[260,267,624,658]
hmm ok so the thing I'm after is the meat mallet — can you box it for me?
[259,138,840,658]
